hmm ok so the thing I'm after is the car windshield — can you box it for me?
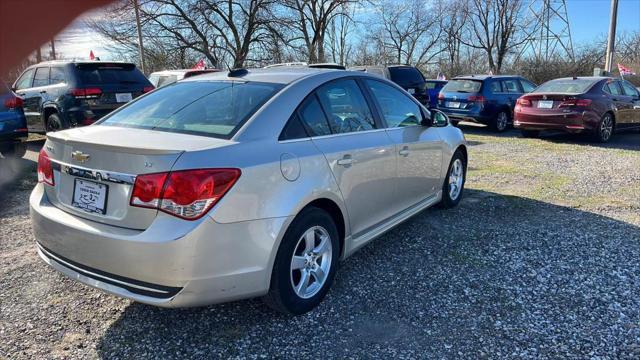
[388,67,424,86]
[442,79,482,93]
[76,63,148,85]
[99,81,284,138]
[533,79,596,94]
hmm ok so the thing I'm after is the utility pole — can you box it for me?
[604,0,618,73]
[133,0,146,74]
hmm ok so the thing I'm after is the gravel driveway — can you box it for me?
[1,127,639,359]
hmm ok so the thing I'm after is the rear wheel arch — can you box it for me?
[301,199,346,258]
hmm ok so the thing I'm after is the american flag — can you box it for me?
[617,63,636,76]
[192,59,206,70]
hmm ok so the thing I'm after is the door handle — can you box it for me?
[39,90,47,94]
[337,155,355,167]
[399,146,410,157]
[17,93,25,97]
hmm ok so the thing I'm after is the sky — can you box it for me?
[45,0,640,61]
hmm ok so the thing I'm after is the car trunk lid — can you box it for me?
[43,125,230,229]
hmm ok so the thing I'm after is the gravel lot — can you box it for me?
[1,126,639,359]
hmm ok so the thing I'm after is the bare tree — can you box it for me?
[326,4,354,65]
[458,0,528,74]
[282,0,354,63]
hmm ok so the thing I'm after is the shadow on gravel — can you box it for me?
[0,157,36,201]
[539,131,640,151]
[96,189,640,358]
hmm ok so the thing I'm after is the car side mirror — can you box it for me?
[429,109,449,127]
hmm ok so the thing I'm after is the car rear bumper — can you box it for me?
[513,111,597,133]
[439,108,492,124]
[30,183,291,307]
[0,129,28,146]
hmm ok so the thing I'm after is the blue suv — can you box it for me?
[437,75,536,131]
[0,82,28,158]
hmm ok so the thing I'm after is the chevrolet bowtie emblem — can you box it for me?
[71,151,90,163]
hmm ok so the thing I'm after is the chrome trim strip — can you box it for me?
[50,159,136,185]
[37,243,169,294]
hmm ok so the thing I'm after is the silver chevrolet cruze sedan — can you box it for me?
[31,68,467,314]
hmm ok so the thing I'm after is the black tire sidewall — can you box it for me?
[46,113,66,132]
[268,207,340,315]
[440,150,467,208]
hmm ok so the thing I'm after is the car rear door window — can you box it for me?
[620,81,639,97]
[14,69,35,90]
[50,67,66,85]
[32,67,50,87]
[364,79,423,128]
[297,95,332,137]
[279,113,309,140]
[316,79,376,134]
[489,81,502,93]
[604,81,623,96]
[501,79,521,93]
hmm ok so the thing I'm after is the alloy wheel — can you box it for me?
[600,114,613,141]
[449,158,464,200]
[496,112,508,131]
[290,226,333,299]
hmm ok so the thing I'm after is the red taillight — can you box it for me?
[130,169,241,220]
[517,98,532,106]
[468,95,485,103]
[70,88,102,99]
[143,86,155,93]
[37,149,54,186]
[4,95,23,109]
[559,98,592,108]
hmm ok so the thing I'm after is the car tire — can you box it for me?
[490,111,509,132]
[593,113,614,143]
[264,207,340,315]
[439,149,467,209]
[46,113,65,133]
[521,130,540,138]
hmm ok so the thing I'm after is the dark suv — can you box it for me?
[349,65,429,106]
[0,82,28,158]
[12,61,153,133]
[437,75,536,131]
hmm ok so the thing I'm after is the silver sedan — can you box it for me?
[30,68,467,314]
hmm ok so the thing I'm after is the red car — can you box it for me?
[514,77,640,142]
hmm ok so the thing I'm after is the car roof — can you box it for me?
[181,67,344,85]
[550,76,612,81]
[29,60,136,67]
[454,75,520,80]
[150,69,218,76]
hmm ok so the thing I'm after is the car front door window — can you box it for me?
[363,79,423,127]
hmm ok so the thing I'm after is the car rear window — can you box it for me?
[534,79,596,94]
[442,79,482,93]
[99,81,283,138]
[388,67,425,86]
[76,63,148,85]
